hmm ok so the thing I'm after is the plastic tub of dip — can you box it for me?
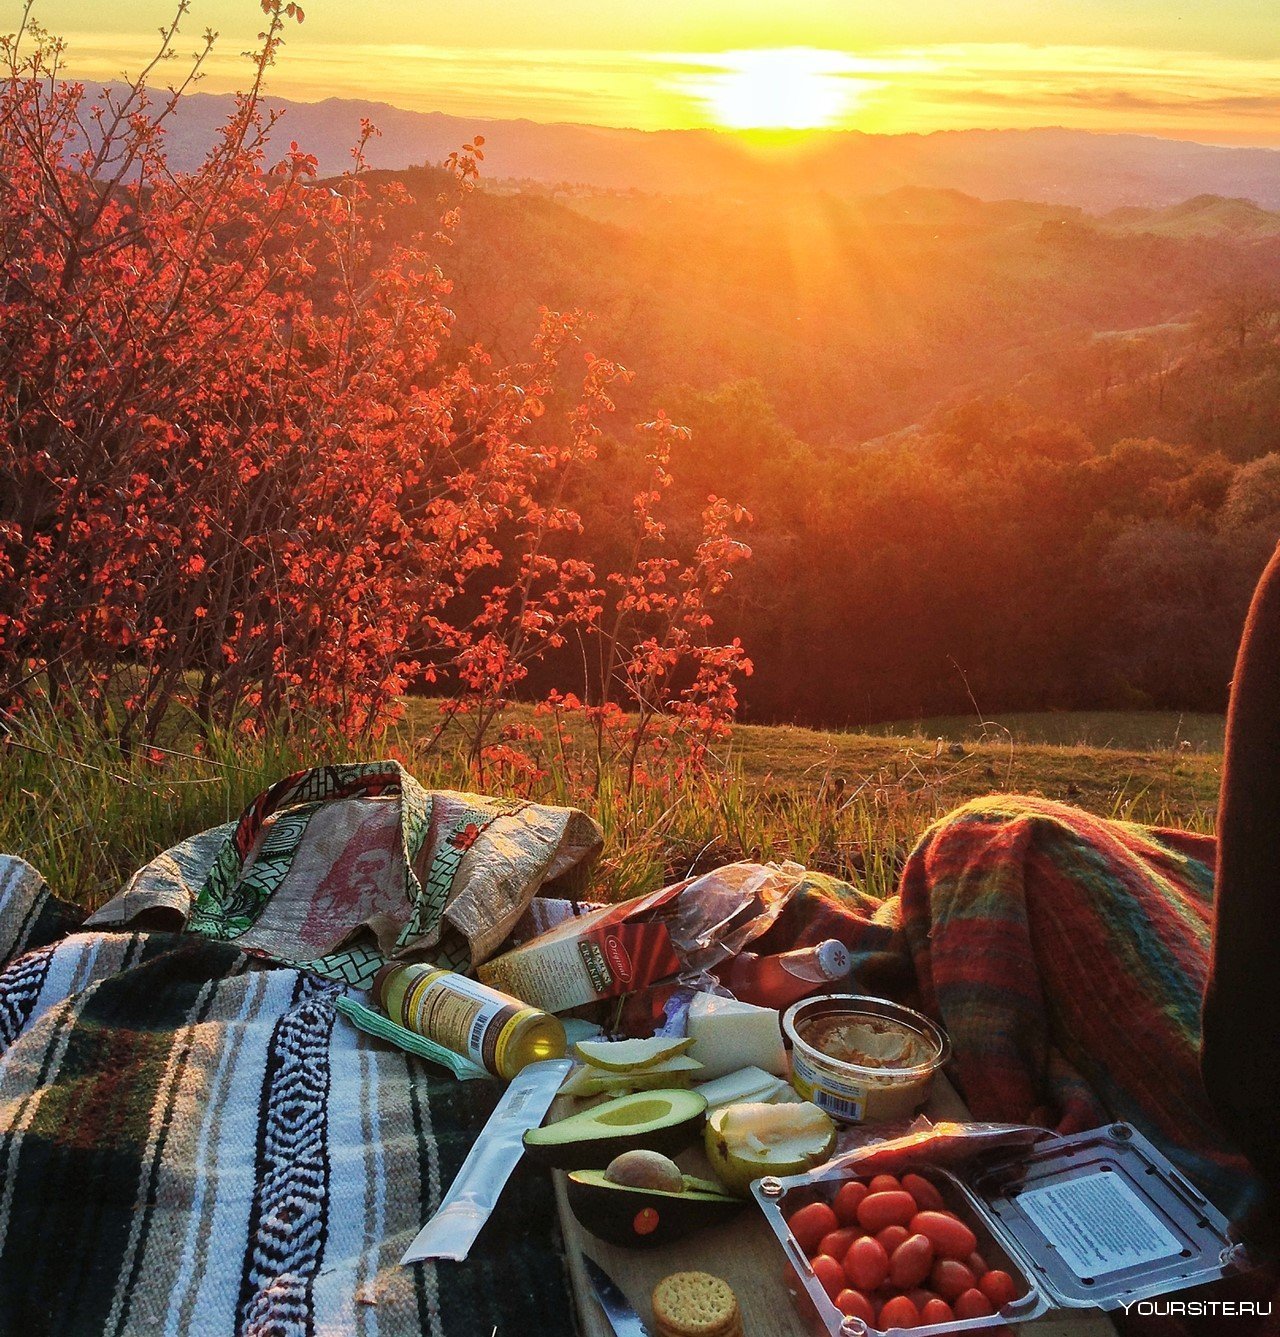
[782,994,949,1123]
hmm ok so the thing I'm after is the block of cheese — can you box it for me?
[686,992,786,1081]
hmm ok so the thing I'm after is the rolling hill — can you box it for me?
[91,84,1280,213]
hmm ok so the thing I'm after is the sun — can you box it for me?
[696,49,863,133]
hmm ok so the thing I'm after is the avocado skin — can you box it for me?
[522,1110,703,1170]
[565,1171,743,1248]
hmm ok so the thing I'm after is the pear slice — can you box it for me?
[560,1055,703,1099]
[704,1100,836,1196]
[574,1036,696,1072]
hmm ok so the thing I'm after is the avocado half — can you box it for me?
[566,1170,743,1248]
[523,1088,707,1170]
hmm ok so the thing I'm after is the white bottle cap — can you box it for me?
[816,939,850,980]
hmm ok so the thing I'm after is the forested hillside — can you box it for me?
[367,169,1280,726]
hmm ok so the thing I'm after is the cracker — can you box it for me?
[650,1271,741,1337]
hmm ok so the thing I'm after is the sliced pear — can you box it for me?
[574,1035,695,1072]
[704,1100,836,1197]
[523,1087,708,1169]
[560,1054,704,1099]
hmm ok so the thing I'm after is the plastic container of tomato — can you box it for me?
[752,1122,1246,1336]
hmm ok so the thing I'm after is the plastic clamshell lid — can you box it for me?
[968,1122,1241,1310]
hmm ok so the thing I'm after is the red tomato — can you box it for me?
[857,1190,919,1233]
[920,1297,956,1326]
[954,1288,996,1320]
[878,1295,921,1330]
[911,1210,978,1260]
[979,1269,1018,1308]
[889,1233,936,1290]
[788,1201,839,1255]
[836,1288,877,1324]
[930,1258,978,1302]
[868,1173,902,1194]
[905,1289,938,1311]
[811,1253,845,1301]
[819,1227,859,1262]
[967,1250,990,1278]
[901,1172,946,1213]
[876,1225,911,1253]
[844,1235,890,1292]
[833,1180,869,1226]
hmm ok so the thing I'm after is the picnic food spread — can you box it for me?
[359,859,1242,1334]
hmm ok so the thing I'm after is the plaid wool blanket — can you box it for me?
[754,795,1261,1225]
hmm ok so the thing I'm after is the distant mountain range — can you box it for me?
[115,86,1280,212]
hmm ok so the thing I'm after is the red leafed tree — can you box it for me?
[0,1,750,773]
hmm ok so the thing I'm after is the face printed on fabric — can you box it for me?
[296,811,400,950]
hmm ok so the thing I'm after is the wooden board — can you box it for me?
[557,1074,1118,1336]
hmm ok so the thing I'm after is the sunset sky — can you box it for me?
[39,0,1280,146]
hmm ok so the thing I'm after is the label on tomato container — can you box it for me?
[1018,1171,1182,1279]
[791,1047,866,1122]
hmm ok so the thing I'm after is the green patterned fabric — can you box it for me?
[88,762,602,986]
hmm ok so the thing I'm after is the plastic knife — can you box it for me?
[582,1255,651,1337]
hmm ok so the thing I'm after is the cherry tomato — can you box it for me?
[967,1250,990,1278]
[876,1225,911,1253]
[844,1235,890,1292]
[878,1295,921,1330]
[819,1227,859,1262]
[901,1172,946,1213]
[920,1297,956,1326]
[833,1180,869,1226]
[868,1173,902,1194]
[836,1288,877,1324]
[889,1233,936,1290]
[857,1190,919,1233]
[954,1288,996,1320]
[930,1258,978,1302]
[911,1210,978,1260]
[788,1201,839,1255]
[979,1269,1018,1308]
[811,1253,845,1301]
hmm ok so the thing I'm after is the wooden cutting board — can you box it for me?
[556,1073,1118,1336]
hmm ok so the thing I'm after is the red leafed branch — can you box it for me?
[0,2,751,790]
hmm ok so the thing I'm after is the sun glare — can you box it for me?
[695,48,864,132]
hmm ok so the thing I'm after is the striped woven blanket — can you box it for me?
[0,856,577,1337]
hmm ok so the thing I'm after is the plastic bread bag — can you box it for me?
[665,860,805,973]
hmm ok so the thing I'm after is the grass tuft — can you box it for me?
[0,705,1221,910]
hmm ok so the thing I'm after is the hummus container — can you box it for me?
[783,995,949,1123]
[752,1122,1243,1337]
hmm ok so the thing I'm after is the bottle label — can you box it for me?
[403,970,520,1074]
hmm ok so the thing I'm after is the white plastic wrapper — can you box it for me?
[400,1057,572,1263]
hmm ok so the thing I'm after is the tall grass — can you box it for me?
[0,703,1220,911]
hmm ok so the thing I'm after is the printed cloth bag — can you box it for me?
[86,761,602,986]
